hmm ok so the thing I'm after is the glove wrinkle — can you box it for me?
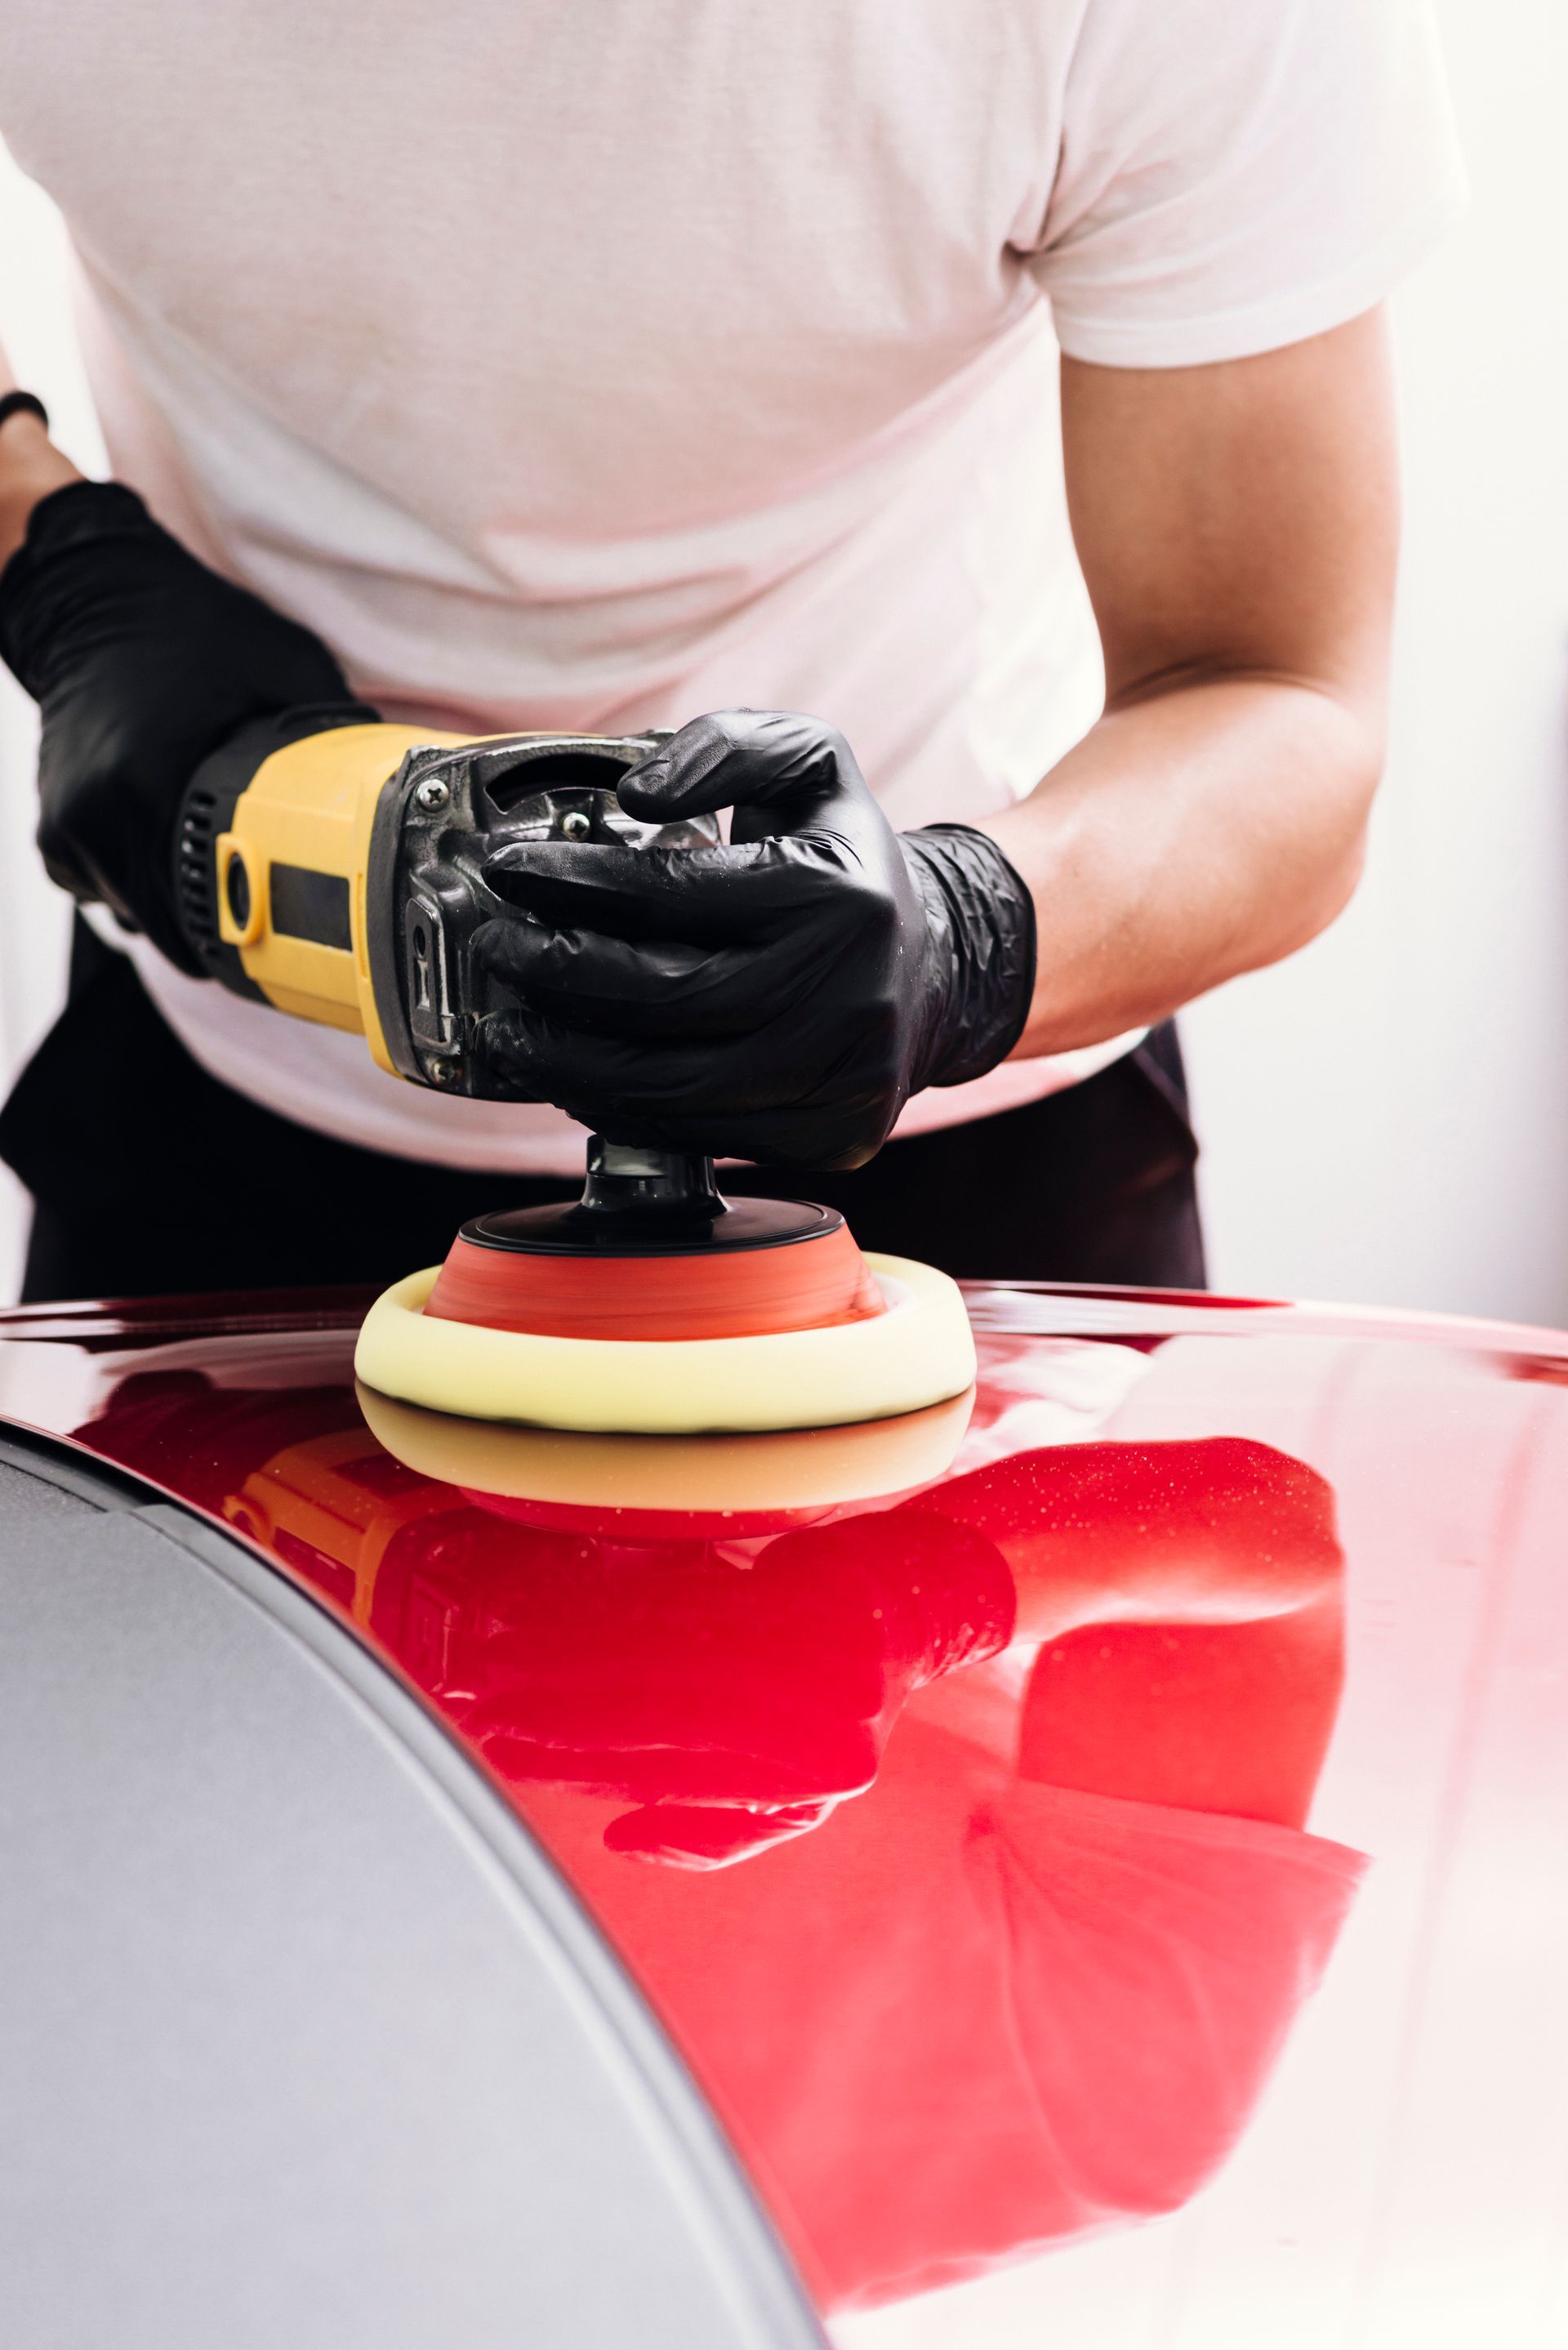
[902,824,1038,1092]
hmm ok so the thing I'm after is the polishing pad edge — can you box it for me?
[354,1255,976,1434]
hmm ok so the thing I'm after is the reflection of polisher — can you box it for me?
[176,717,974,1433]
[354,1379,973,1533]
[221,1425,452,1626]
[224,1400,1007,1870]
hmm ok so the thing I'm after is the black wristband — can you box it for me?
[0,390,50,435]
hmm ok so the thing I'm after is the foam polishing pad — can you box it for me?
[354,1252,976,1435]
[354,1378,974,1530]
[423,1211,884,1340]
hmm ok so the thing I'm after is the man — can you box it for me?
[0,2,1463,1300]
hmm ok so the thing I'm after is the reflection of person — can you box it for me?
[78,1371,1367,2310]
[0,7,1462,1297]
[377,1506,1019,1868]
[352,1435,1346,1872]
[511,1438,1364,2310]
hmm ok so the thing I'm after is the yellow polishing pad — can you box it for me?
[354,1253,976,1435]
[354,1379,974,1512]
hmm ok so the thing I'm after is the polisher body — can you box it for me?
[176,717,702,1095]
[174,720,978,1434]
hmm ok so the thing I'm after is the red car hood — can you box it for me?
[4,1280,1566,2339]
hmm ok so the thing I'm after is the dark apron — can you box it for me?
[0,918,1205,1302]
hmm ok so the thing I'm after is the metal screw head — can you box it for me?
[559,809,592,840]
[413,777,450,813]
[425,1057,462,1087]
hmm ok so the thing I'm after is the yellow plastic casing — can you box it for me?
[214,722,467,1072]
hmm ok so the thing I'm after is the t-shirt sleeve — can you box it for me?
[1029,0,1467,368]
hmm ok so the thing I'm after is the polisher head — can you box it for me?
[354,1139,977,1435]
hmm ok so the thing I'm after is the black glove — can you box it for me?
[0,480,370,975]
[473,707,1036,1169]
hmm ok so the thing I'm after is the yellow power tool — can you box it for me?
[172,709,977,1438]
[174,711,707,1095]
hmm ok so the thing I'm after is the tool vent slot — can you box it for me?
[176,787,224,966]
[270,865,353,951]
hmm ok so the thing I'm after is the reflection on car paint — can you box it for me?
[7,1293,1568,2341]
[66,1356,1361,2312]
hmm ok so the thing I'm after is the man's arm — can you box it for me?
[984,306,1399,1056]
[0,338,363,971]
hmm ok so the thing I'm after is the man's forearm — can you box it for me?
[982,669,1384,1058]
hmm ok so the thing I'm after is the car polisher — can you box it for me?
[176,715,976,1432]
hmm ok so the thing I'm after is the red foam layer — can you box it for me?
[423,1221,887,1341]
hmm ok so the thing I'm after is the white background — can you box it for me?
[1,0,1564,1322]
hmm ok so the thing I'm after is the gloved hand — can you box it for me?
[473,707,1037,1169]
[0,480,371,975]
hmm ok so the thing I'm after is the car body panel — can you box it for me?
[0,1422,826,2350]
[3,1282,1567,2344]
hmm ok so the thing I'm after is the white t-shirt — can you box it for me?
[2,1,1463,1172]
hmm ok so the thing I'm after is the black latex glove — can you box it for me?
[473,707,1037,1169]
[0,480,370,974]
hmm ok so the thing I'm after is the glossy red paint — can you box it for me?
[4,1284,1567,2342]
